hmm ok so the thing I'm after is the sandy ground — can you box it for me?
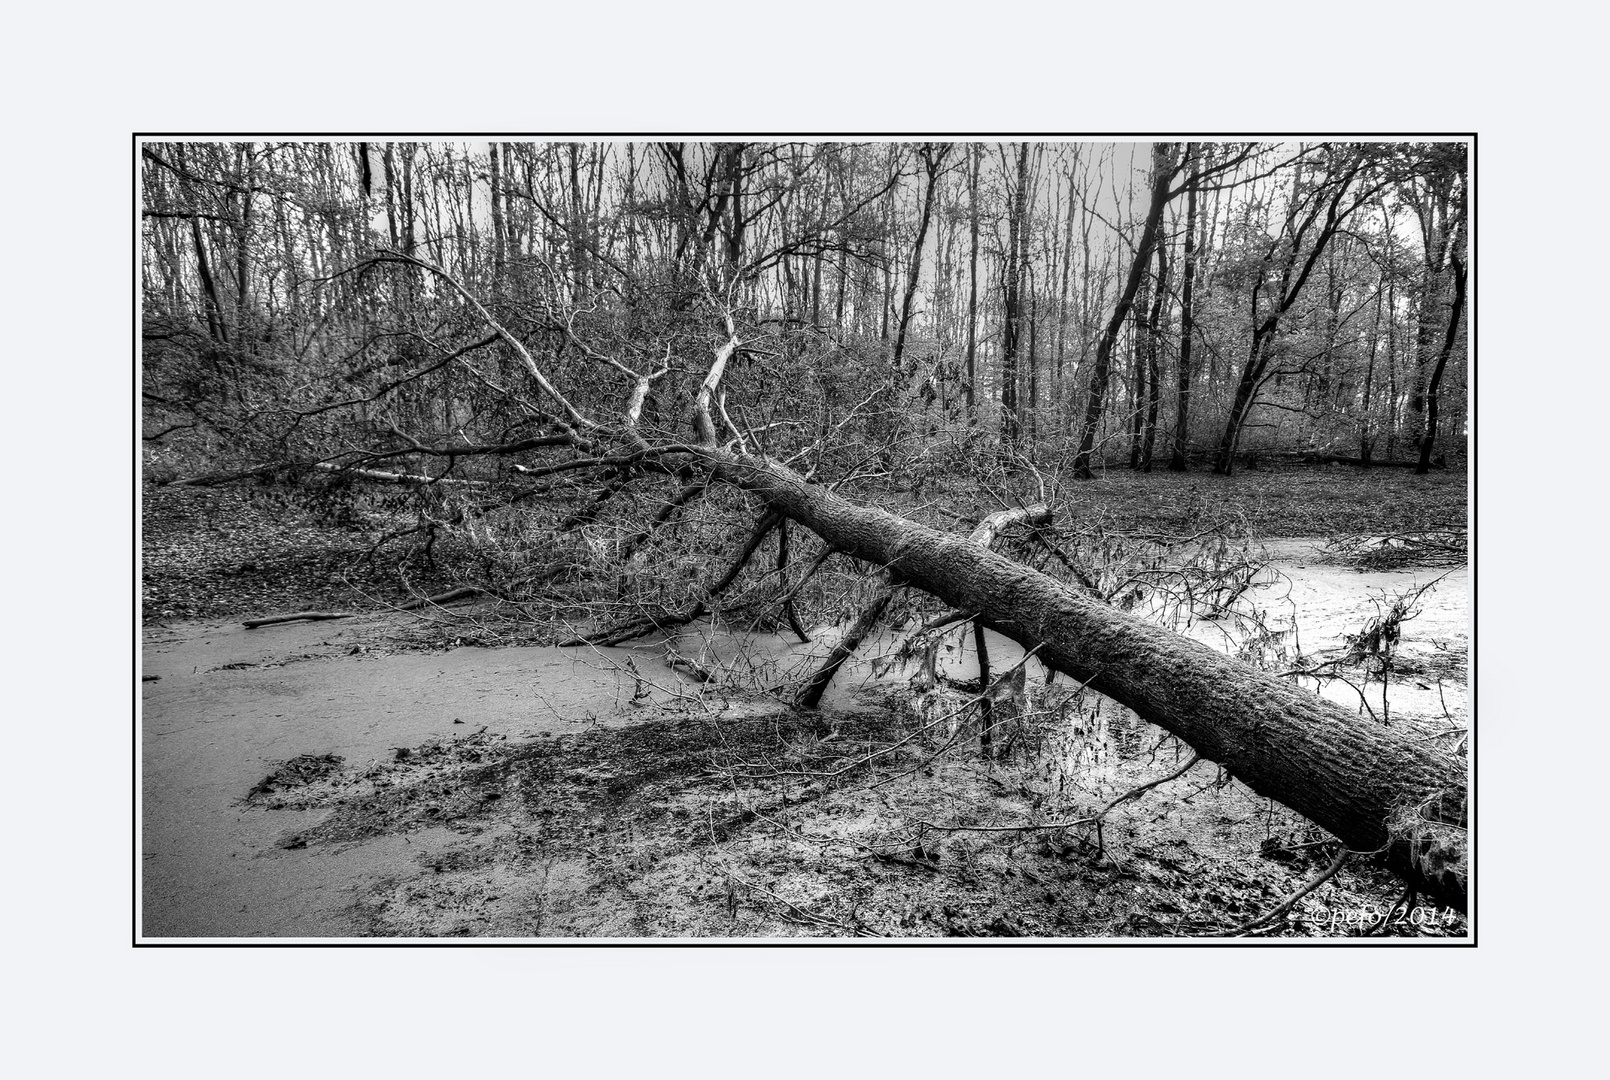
[140,541,1468,940]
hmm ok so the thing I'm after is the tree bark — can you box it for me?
[190,215,227,349]
[233,143,256,351]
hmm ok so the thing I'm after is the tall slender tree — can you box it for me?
[1167,143,1199,471]
[1416,164,1467,473]
[999,142,1032,456]
[1073,143,1180,480]
[893,143,950,372]
[964,144,981,417]
[1140,236,1168,471]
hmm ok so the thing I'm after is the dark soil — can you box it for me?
[246,753,345,805]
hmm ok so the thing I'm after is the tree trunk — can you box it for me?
[190,215,227,349]
[1027,284,1039,447]
[1055,165,1075,389]
[1214,335,1270,472]
[488,142,506,296]
[965,145,980,416]
[233,142,256,352]
[1128,262,1148,470]
[792,579,895,712]
[893,145,947,373]
[973,618,993,757]
[1361,255,1383,464]
[1168,146,1198,472]
[1416,254,1466,474]
[1386,254,1399,456]
[698,445,1466,911]
[1073,143,1178,479]
[1140,236,1166,472]
[567,143,589,297]
[382,143,400,249]
[999,143,1031,457]
[401,145,416,258]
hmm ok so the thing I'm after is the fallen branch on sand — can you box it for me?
[243,587,482,628]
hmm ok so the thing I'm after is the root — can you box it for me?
[1385,790,1467,907]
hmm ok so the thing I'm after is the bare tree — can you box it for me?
[1167,142,1200,472]
[1212,145,1391,474]
[1072,143,1180,479]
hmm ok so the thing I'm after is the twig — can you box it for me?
[736,872,881,937]
[915,751,1200,834]
[1227,844,1351,936]
[242,610,359,629]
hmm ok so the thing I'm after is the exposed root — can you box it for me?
[1386,790,1467,909]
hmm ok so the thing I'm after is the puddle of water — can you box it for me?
[1244,539,1468,721]
[775,537,1468,729]
[140,616,729,938]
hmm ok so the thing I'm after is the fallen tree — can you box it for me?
[222,249,1469,913]
[687,445,1466,911]
[1291,452,1438,469]
[168,461,489,487]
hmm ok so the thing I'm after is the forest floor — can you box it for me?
[140,463,1470,940]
